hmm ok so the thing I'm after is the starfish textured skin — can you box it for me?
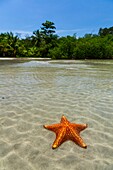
[43,115,88,149]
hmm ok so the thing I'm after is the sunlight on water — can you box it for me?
[0,60,113,170]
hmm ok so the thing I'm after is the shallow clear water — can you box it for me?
[0,60,113,170]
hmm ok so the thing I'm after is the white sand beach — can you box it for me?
[0,57,51,61]
[0,60,113,170]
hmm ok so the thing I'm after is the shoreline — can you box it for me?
[0,57,51,61]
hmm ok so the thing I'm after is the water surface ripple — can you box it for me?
[0,60,113,170]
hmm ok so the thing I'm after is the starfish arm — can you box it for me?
[43,123,62,133]
[71,123,88,133]
[60,115,70,124]
[73,135,87,149]
[52,127,67,149]
[70,127,87,148]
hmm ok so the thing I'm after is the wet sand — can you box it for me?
[0,60,113,170]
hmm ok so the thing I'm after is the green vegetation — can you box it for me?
[0,21,113,59]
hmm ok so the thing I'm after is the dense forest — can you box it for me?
[0,20,113,59]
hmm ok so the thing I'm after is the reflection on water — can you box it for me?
[0,60,113,170]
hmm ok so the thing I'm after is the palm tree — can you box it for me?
[6,32,19,57]
[32,29,41,46]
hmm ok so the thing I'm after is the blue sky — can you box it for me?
[0,0,113,37]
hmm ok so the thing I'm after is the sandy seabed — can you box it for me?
[0,60,113,170]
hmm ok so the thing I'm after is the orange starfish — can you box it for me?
[43,115,88,149]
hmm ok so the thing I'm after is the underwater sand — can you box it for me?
[0,60,113,170]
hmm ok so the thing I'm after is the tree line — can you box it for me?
[0,20,113,59]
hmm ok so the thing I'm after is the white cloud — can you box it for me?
[56,28,98,37]
[14,30,33,37]
[56,28,89,37]
[0,29,33,38]
[56,29,82,33]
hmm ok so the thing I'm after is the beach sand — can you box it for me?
[0,57,51,60]
[0,60,113,170]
